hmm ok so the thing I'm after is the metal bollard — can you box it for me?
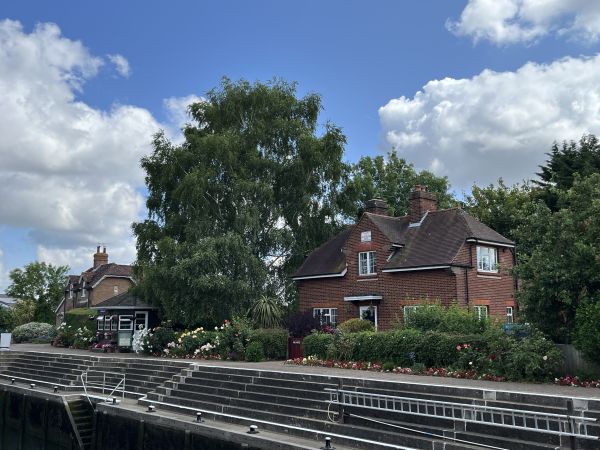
[53,386,58,393]
[320,436,334,449]
[196,412,203,423]
[247,424,259,434]
[30,383,36,389]
[147,405,156,412]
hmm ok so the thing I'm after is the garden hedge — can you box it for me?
[249,328,288,360]
[65,308,97,331]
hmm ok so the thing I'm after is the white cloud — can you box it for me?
[107,53,131,77]
[379,55,600,189]
[0,20,162,274]
[164,94,204,130]
[448,0,600,44]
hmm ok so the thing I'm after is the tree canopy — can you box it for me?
[133,78,348,327]
[5,261,69,324]
[340,150,456,219]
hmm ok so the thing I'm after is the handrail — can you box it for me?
[81,369,126,403]
[326,388,599,440]
[80,371,94,408]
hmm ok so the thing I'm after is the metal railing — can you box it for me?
[326,389,598,440]
[81,370,126,403]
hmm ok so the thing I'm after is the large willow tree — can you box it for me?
[133,79,348,326]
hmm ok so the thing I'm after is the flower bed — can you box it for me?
[284,356,507,382]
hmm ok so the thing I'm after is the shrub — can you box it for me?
[248,296,283,329]
[149,322,176,354]
[215,317,252,360]
[504,331,562,381]
[303,332,334,359]
[10,299,36,327]
[12,322,57,343]
[65,308,97,331]
[0,307,15,332]
[337,318,374,333]
[285,310,321,337]
[249,328,288,360]
[573,301,600,362]
[382,361,395,371]
[72,327,96,349]
[417,331,460,367]
[404,304,489,334]
[245,341,265,362]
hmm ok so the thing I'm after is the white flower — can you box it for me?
[543,355,548,361]
[469,361,473,366]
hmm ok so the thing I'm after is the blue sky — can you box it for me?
[1,0,600,289]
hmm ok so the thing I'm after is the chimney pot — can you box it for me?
[93,247,109,268]
[103,246,106,254]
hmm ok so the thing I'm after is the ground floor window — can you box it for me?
[474,305,489,320]
[403,305,422,323]
[506,306,514,324]
[313,308,337,328]
[118,315,133,331]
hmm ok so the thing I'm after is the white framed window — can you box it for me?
[361,230,372,242]
[477,246,498,272]
[313,308,338,328]
[113,285,119,295]
[474,305,489,320]
[506,307,514,324]
[118,315,133,331]
[81,282,86,298]
[97,316,105,331]
[403,305,422,323]
[359,305,378,329]
[359,251,376,275]
[69,284,73,299]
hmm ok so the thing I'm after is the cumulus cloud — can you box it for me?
[108,53,131,77]
[448,0,600,44]
[0,19,162,274]
[164,94,204,130]
[379,55,600,189]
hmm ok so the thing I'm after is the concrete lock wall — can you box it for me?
[0,386,78,450]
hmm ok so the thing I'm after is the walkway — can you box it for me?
[8,343,600,400]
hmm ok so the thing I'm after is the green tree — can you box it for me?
[6,262,69,324]
[133,78,348,327]
[464,179,534,242]
[339,150,456,219]
[514,174,600,342]
[535,134,600,210]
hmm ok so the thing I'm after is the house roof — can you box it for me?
[91,291,154,309]
[292,208,514,278]
[65,264,134,290]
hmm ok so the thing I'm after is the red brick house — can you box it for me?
[292,186,516,330]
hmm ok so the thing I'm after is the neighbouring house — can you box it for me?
[54,247,158,347]
[292,185,516,330]
[0,294,16,309]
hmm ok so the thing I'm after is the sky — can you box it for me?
[1,0,600,290]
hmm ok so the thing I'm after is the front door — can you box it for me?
[359,305,378,329]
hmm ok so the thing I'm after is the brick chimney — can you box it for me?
[409,185,437,222]
[93,246,108,268]
[365,198,389,216]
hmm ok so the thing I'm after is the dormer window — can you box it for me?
[69,284,73,299]
[359,251,376,275]
[477,246,498,272]
[81,282,86,298]
[361,231,372,242]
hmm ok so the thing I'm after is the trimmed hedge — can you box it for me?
[249,328,288,360]
[337,318,374,333]
[65,308,97,330]
[12,322,57,343]
[302,327,562,381]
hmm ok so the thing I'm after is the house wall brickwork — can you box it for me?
[89,278,135,307]
[297,213,516,329]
